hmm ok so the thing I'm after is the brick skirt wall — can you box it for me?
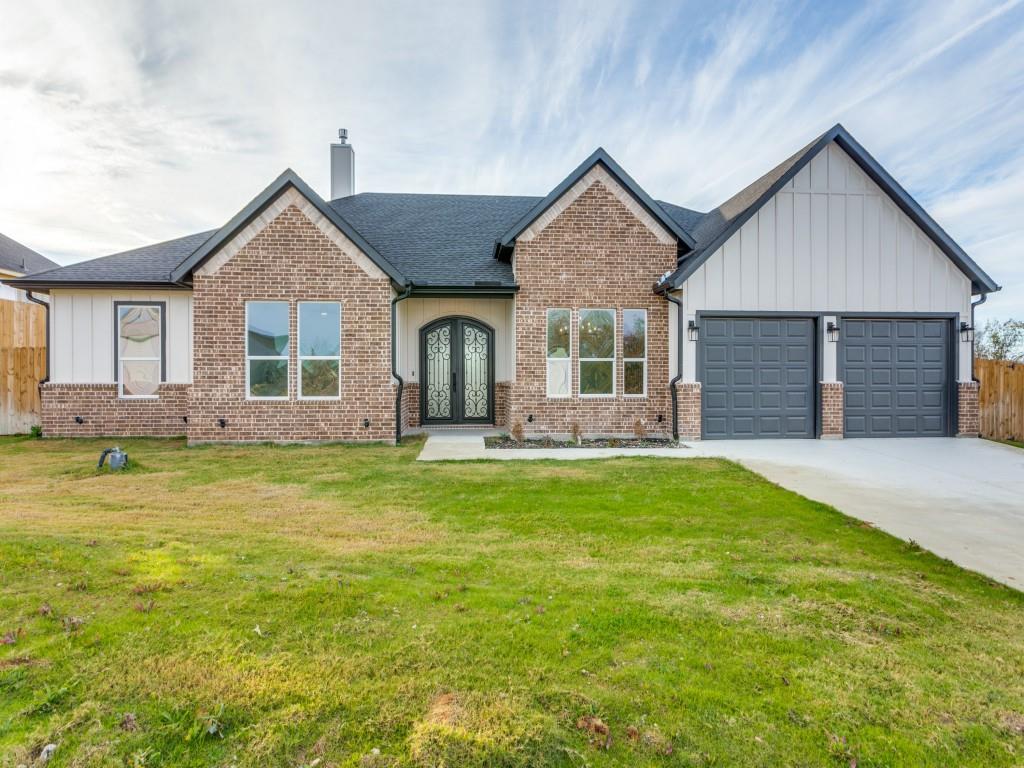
[957,381,979,437]
[41,384,189,437]
[494,382,510,428]
[677,382,701,440]
[820,382,844,438]
[400,382,420,431]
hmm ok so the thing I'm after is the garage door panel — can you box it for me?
[840,318,950,438]
[700,317,815,439]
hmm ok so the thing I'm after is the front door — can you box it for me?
[420,317,494,424]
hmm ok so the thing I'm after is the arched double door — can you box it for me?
[419,317,494,425]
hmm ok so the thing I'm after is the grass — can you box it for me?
[994,438,1024,450]
[0,436,1022,767]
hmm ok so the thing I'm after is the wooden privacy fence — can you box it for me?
[976,358,1024,442]
[0,298,47,435]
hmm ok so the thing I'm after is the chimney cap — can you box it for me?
[337,128,348,144]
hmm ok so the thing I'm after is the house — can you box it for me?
[3,124,999,443]
[0,232,58,302]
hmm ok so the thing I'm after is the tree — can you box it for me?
[975,318,1024,362]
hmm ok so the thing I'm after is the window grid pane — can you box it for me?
[298,301,341,398]
[246,301,290,399]
[117,304,162,398]
[579,309,614,396]
[623,309,646,396]
[546,309,571,397]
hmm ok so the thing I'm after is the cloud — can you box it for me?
[0,0,1020,318]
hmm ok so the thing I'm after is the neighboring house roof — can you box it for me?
[659,124,1000,295]
[494,147,697,257]
[4,125,999,295]
[0,232,59,276]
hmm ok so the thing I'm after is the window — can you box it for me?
[298,301,341,398]
[116,303,164,398]
[623,309,647,396]
[546,308,571,397]
[246,301,289,399]
[578,308,615,396]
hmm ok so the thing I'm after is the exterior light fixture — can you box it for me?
[362,418,370,428]
[74,416,85,424]
[527,414,534,423]
[687,320,699,341]
[656,414,664,423]
[826,321,840,342]
[182,416,189,424]
[218,418,227,429]
[959,321,974,342]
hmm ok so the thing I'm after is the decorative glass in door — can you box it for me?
[420,318,493,424]
[424,324,452,420]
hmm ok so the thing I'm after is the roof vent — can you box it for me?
[330,128,355,199]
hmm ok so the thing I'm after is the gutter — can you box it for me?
[25,291,50,384]
[656,284,683,441]
[391,285,413,445]
[970,293,987,382]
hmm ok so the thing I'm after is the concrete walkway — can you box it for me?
[418,431,1024,587]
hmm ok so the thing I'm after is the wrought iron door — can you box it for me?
[420,317,493,424]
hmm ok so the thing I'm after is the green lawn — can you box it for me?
[1,437,1022,767]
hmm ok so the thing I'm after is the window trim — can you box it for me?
[113,301,166,399]
[297,300,342,400]
[545,307,572,399]
[245,300,291,401]
[623,308,647,398]
[578,308,616,398]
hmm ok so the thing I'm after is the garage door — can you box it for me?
[700,317,815,439]
[840,318,951,437]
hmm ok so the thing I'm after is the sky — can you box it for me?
[0,0,1021,322]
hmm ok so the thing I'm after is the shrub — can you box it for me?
[633,419,647,440]
[30,425,42,439]
[569,421,583,445]
[510,420,525,443]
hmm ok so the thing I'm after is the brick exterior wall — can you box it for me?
[41,384,189,437]
[677,382,701,440]
[494,382,510,428]
[957,380,979,437]
[820,382,844,438]
[187,204,396,444]
[400,382,420,431]
[509,181,677,437]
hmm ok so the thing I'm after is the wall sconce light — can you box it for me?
[826,321,840,342]
[959,321,974,342]
[74,416,85,424]
[362,418,370,428]
[182,416,189,424]
[527,414,534,423]
[656,414,664,423]
[218,418,227,429]
[687,320,699,341]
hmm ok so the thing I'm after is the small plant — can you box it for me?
[633,419,647,440]
[510,420,525,443]
[569,421,583,445]
[30,425,42,439]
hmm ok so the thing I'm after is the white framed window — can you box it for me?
[298,301,341,399]
[623,309,647,397]
[115,302,164,399]
[546,308,571,398]
[578,308,615,397]
[246,301,290,399]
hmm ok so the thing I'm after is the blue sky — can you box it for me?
[0,0,1021,320]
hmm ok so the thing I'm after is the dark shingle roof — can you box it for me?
[0,232,59,275]
[15,230,216,285]
[329,193,539,286]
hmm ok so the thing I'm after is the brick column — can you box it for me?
[957,381,979,437]
[820,382,844,439]
[677,382,701,440]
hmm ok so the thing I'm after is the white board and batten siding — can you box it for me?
[50,289,193,384]
[677,141,974,383]
[396,297,514,383]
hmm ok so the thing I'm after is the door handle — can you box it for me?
[451,369,457,391]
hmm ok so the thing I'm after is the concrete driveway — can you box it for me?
[688,438,1024,588]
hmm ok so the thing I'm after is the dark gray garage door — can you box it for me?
[700,317,815,439]
[840,318,951,437]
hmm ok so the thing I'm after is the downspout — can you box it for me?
[970,293,987,383]
[657,287,683,441]
[26,291,50,384]
[391,285,413,445]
